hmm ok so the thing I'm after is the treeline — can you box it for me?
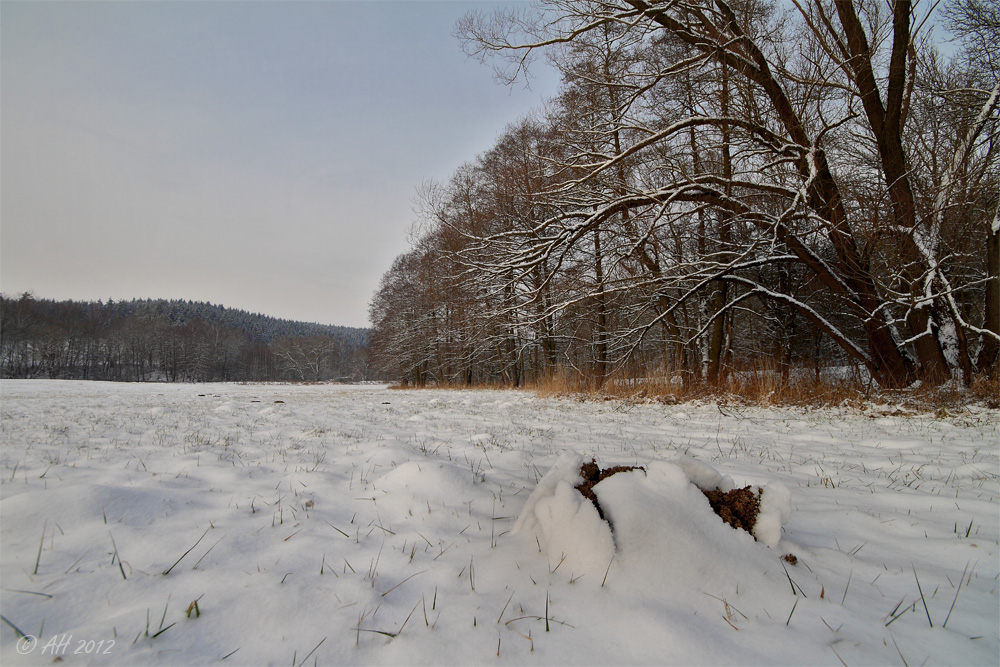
[0,294,370,382]
[369,0,998,389]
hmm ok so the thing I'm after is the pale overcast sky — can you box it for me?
[1,0,557,328]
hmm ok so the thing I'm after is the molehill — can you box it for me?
[575,458,762,537]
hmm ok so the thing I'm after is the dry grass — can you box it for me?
[387,380,512,391]
[527,364,869,408]
[387,363,999,412]
[882,371,1000,413]
[527,364,998,412]
[964,372,999,407]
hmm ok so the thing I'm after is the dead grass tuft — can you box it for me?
[968,372,1000,408]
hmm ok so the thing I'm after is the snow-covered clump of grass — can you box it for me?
[1,380,997,665]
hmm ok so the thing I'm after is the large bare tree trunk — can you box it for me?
[835,0,949,383]
[708,62,733,385]
[977,207,1000,375]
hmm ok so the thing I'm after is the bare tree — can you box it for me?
[455,0,998,386]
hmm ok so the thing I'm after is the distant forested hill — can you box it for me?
[0,294,371,382]
[96,297,368,345]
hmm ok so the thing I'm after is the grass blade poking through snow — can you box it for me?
[192,537,224,570]
[1,614,29,640]
[545,592,550,632]
[295,636,326,667]
[325,521,349,538]
[841,569,853,605]
[396,600,420,637]
[158,599,169,632]
[786,598,799,626]
[5,589,53,599]
[602,554,615,588]
[912,563,933,627]
[497,591,514,624]
[109,532,127,580]
[150,623,175,639]
[33,520,47,575]
[943,560,971,629]
[885,596,910,627]
[163,528,209,575]
[781,562,805,597]
[381,571,426,598]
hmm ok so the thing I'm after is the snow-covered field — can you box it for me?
[1,380,997,666]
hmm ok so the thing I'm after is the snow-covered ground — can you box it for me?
[1,380,996,666]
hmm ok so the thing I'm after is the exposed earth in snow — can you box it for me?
[1,380,997,665]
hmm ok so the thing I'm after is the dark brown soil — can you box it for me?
[576,459,645,519]
[702,486,761,534]
[575,459,762,539]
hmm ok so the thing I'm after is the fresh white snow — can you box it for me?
[1,380,997,665]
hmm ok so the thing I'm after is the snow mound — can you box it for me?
[514,453,791,582]
[674,454,790,548]
[675,455,736,492]
[752,481,791,549]
[511,452,615,574]
[594,461,781,595]
[374,460,479,506]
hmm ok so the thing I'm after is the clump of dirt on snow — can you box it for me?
[702,486,760,534]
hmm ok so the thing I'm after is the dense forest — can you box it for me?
[369,0,998,389]
[0,293,370,382]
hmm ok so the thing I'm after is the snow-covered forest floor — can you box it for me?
[1,380,997,665]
